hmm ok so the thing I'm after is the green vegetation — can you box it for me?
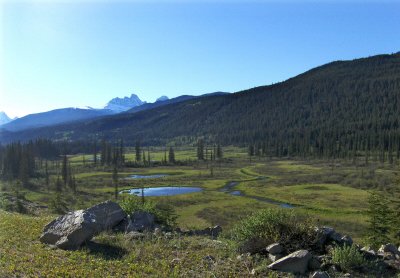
[119,195,177,227]
[1,144,400,276]
[330,245,367,272]
[231,209,315,251]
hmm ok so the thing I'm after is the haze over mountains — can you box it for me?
[0,92,228,132]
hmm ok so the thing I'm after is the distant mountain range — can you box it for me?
[0,92,229,132]
[1,52,399,151]
[0,108,114,132]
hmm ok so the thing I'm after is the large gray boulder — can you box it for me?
[129,211,155,232]
[114,211,155,232]
[40,201,126,250]
[268,249,312,274]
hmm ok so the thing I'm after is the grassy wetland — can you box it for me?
[1,146,400,277]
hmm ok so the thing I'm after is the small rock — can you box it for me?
[329,231,343,243]
[308,256,322,270]
[340,235,353,246]
[268,249,312,274]
[379,243,399,255]
[268,253,284,262]
[170,258,181,267]
[164,232,173,239]
[237,253,251,261]
[203,255,216,264]
[361,246,376,256]
[330,265,340,272]
[153,227,162,236]
[342,273,351,277]
[266,243,284,255]
[311,271,330,278]
[314,227,334,247]
[380,252,396,260]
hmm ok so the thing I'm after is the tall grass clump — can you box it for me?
[230,208,315,251]
[330,245,366,271]
[119,195,177,227]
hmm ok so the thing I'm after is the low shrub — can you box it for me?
[119,195,177,227]
[330,245,366,271]
[230,208,315,251]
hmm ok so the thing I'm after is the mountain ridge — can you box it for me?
[1,52,400,154]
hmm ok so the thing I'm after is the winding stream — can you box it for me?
[219,180,294,208]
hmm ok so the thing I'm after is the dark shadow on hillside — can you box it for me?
[85,241,128,260]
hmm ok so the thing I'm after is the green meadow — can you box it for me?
[1,147,400,276]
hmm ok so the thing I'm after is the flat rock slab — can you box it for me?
[268,249,312,274]
[40,200,126,250]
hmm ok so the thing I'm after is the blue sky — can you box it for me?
[1,1,399,118]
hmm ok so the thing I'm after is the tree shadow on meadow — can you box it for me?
[84,241,128,260]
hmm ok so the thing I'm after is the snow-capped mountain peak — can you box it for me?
[0,111,12,125]
[104,93,145,112]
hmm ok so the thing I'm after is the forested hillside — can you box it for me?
[1,53,400,159]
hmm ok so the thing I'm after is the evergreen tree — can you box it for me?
[135,141,141,162]
[101,139,107,166]
[18,155,30,187]
[55,175,62,192]
[113,167,119,200]
[119,139,125,166]
[216,144,223,160]
[168,146,175,163]
[392,198,400,245]
[248,144,255,162]
[197,139,204,160]
[93,142,97,166]
[366,191,392,247]
[61,154,68,185]
[45,160,49,191]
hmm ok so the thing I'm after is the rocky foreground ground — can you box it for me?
[38,200,400,277]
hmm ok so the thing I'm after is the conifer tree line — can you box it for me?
[99,139,125,167]
[196,139,223,161]
[0,139,59,180]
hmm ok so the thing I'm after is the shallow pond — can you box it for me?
[121,186,202,197]
[125,174,169,179]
